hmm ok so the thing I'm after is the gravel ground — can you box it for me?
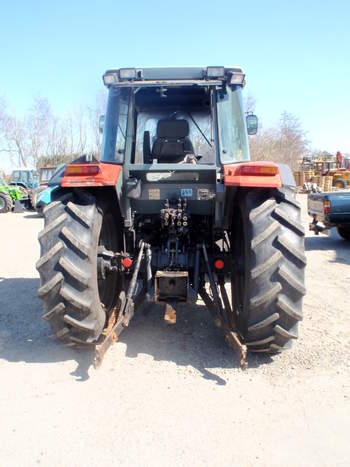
[0,195,349,467]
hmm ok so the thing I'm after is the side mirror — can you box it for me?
[99,115,105,134]
[246,114,258,135]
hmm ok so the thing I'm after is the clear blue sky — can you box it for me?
[1,0,349,170]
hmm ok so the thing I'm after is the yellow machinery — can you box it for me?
[331,169,350,189]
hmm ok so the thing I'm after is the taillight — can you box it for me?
[122,257,132,269]
[239,164,279,176]
[214,259,225,270]
[65,164,100,176]
[323,200,331,215]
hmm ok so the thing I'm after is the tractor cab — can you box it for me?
[11,168,39,190]
[101,67,256,167]
[98,67,258,222]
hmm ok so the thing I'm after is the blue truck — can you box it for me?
[308,191,350,240]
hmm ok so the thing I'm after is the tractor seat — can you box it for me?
[152,119,194,163]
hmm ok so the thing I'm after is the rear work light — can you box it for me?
[65,164,100,176]
[230,72,245,85]
[119,68,137,80]
[207,66,225,78]
[323,200,331,215]
[103,71,118,86]
[239,164,279,176]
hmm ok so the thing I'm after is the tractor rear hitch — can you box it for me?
[94,240,247,370]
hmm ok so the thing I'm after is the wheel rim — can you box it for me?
[0,196,6,210]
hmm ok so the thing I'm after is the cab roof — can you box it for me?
[103,66,245,88]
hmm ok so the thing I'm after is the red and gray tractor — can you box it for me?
[36,67,306,368]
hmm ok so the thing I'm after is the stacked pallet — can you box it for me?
[293,170,314,187]
[322,176,333,192]
[293,171,334,192]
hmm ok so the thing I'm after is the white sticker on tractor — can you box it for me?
[181,188,193,197]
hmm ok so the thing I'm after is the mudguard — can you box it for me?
[224,161,296,189]
[61,163,122,188]
[224,161,282,188]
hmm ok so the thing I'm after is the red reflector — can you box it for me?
[324,200,331,215]
[122,257,132,268]
[239,164,279,176]
[65,164,100,176]
[214,259,225,270]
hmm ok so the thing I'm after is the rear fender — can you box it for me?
[222,162,296,229]
[61,162,122,188]
[59,162,123,232]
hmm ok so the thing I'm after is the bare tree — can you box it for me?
[27,96,53,167]
[3,115,29,167]
[0,100,29,167]
[249,111,309,170]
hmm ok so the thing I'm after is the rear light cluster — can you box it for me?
[65,164,100,176]
[323,200,331,215]
[239,165,279,176]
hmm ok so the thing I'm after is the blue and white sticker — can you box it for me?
[181,188,193,198]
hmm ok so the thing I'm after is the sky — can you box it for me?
[0,0,349,172]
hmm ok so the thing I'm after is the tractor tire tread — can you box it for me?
[250,251,282,279]
[233,187,306,353]
[37,190,107,344]
[277,235,307,265]
[38,214,67,243]
[249,198,276,221]
[251,220,279,249]
[248,312,280,332]
[42,302,65,321]
[61,226,90,257]
[274,206,305,235]
[67,201,92,228]
[38,272,63,298]
[250,282,282,309]
[36,241,64,271]
[278,264,306,296]
[58,256,90,287]
[60,284,92,312]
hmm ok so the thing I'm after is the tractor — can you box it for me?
[36,67,306,368]
[10,168,39,209]
[0,177,23,213]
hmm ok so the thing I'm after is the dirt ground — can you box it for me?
[0,195,349,467]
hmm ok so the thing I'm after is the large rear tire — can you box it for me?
[36,190,120,344]
[0,192,13,213]
[231,187,306,353]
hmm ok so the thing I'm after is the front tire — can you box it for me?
[231,188,306,353]
[36,190,120,344]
